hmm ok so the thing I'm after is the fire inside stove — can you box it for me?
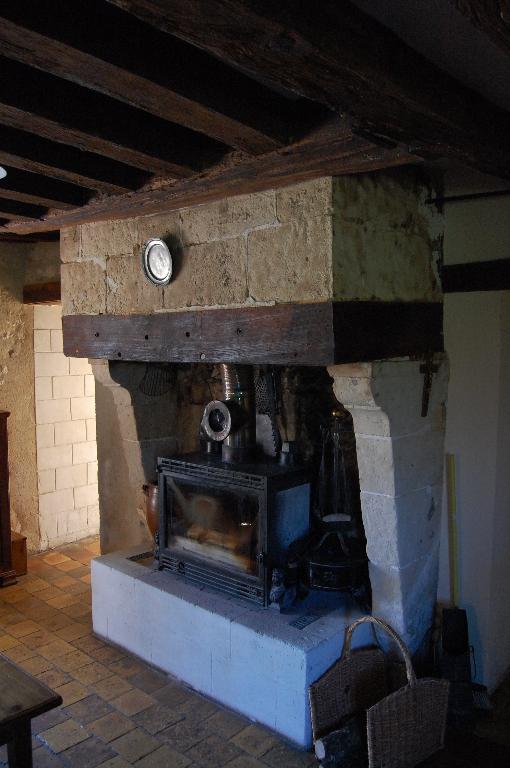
[157,455,310,606]
[168,477,260,574]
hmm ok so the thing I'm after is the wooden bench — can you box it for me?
[0,656,62,767]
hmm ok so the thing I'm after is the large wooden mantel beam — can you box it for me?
[108,0,510,179]
[63,302,443,366]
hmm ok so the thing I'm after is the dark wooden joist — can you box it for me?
[0,167,86,210]
[0,57,226,178]
[23,282,61,304]
[0,231,58,243]
[4,122,419,234]
[0,199,46,220]
[0,125,151,194]
[0,0,321,156]
[441,258,510,292]
[109,0,510,179]
[453,1,510,55]
[63,302,443,366]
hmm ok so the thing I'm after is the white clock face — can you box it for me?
[142,238,173,285]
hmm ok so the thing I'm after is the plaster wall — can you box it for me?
[0,244,39,550]
[438,194,510,691]
[61,170,441,317]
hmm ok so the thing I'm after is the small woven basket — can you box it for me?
[309,615,449,768]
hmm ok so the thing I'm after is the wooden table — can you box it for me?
[0,656,62,767]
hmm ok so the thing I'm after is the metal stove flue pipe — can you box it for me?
[201,364,255,462]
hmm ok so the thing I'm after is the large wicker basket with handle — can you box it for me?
[309,615,449,768]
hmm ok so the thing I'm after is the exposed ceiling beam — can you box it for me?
[0,167,87,210]
[108,0,510,179]
[0,199,46,220]
[0,125,151,194]
[3,121,419,234]
[0,0,320,156]
[0,57,226,178]
[453,1,510,55]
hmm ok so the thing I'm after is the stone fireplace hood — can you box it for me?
[60,173,444,366]
[63,300,442,366]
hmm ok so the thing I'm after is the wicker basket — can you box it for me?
[309,615,449,768]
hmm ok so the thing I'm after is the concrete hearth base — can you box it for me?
[92,548,371,748]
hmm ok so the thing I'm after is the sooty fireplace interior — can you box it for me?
[157,454,310,605]
[156,362,368,608]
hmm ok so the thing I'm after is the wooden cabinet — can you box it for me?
[0,411,17,587]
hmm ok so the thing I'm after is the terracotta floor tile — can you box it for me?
[24,628,59,649]
[24,602,60,622]
[91,675,133,702]
[84,540,101,556]
[37,668,73,689]
[56,621,91,642]
[8,618,41,637]
[129,668,168,694]
[56,649,93,671]
[80,574,92,585]
[111,688,155,716]
[61,602,91,619]
[230,724,280,758]
[47,593,80,609]
[69,565,92,579]
[94,756,130,768]
[1,587,30,604]
[43,552,71,566]
[43,613,76,632]
[133,704,184,735]
[108,655,146,679]
[262,744,317,768]
[61,579,90,596]
[135,744,192,768]
[93,645,125,664]
[31,706,69,735]
[152,683,194,709]
[88,711,136,743]
[72,661,112,685]
[37,587,66,603]
[39,718,89,753]
[18,654,54,676]
[59,735,116,767]
[0,632,19,651]
[64,694,114,725]
[72,634,106,654]
[54,679,90,706]
[55,559,84,572]
[25,578,51,593]
[160,718,214,753]
[110,727,160,762]
[3,642,38,662]
[227,756,268,768]
[39,638,76,660]
[52,575,77,589]
[186,733,242,768]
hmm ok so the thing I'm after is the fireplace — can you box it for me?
[158,453,310,605]
[62,172,448,745]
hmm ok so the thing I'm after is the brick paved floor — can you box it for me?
[1,537,510,767]
[0,538,316,768]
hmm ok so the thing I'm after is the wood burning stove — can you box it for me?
[157,453,310,606]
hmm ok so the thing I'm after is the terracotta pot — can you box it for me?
[143,483,159,537]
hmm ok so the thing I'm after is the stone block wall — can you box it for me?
[330,358,448,652]
[34,304,99,548]
[61,170,442,317]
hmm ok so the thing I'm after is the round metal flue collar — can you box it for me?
[201,400,232,442]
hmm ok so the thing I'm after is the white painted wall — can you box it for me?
[34,304,99,548]
[438,193,510,691]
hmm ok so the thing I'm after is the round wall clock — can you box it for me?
[141,238,173,285]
